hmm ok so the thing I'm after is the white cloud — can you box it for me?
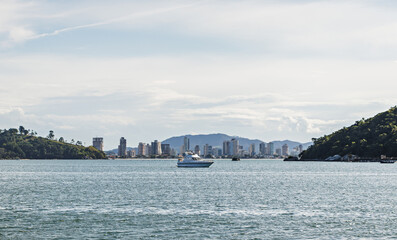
[2,0,397,56]
[1,1,397,148]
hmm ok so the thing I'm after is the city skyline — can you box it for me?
[98,134,307,158]
[1,0,397,149]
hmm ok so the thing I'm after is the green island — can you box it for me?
[299,106,397,161]
[0,127,106,159]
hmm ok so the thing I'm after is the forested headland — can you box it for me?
[0,127,106,159]
[300,106,397,160]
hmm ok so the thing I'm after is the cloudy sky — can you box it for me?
[1,0,397,149]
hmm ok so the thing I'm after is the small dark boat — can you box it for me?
[380,159,395,164]
[232,157,240,161]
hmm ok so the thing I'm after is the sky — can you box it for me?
[1,0,397,149]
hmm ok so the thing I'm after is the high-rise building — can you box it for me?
[249,143,256,157]
[127,149,135,158]
[212,147,221,157]
[194,145,200,155]
[93,137,104,151]
[217,148,222,156]
[223,141,231,156]
[282,144,289,156]
[276,148,282,156]
[268,142,274,155]
[118,137,127,158]
[151,140,162,155]
[259,142,266,155]
[231,138,239,156]
[161,144,171,155]
[138,142,146,156]
[183,136,190,152]
[180,145,185,155]
[203,144,212,157]
[145,144,151,156]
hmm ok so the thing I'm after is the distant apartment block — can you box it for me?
[203,144,213,156]
[161,144,171,155]
[138,142,146,156]
[223,138,240,156]
[275,148,282,156]
[231,138,239,156]
[223,140,231,156]
[118,137,127,158]
[194,145,200,155]
[183,137,190,152]
[212,147,222,157]
[170,148,177,156]
[180,145,185,155]
[127,149,136,158]
[268,142,274,155]
[145,144,151,156]
[151,140,162,155]
[249,143,255,157]
[259,142,266,155]
[282,144,289,156]
[93,137,104,151]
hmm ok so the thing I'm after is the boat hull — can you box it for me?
[380,160,395,164]
[177,162,213,168]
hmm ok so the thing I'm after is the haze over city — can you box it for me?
[1,0,397,149]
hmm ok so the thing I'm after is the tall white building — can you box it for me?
[145,144,151,156]
[138,142,146,156]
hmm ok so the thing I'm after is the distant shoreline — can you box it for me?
[285,159,385,162]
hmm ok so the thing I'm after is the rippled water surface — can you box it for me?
[1,160,397,239]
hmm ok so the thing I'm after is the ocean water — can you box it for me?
[0,160,396,239]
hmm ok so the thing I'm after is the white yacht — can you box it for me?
[177,152,214,168]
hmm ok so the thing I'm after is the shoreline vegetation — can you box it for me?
[296,106,397,162]
[0,127,106,160]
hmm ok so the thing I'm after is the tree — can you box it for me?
[59,137,65,143]
[19,126,25,135]
[47,130,55,140]
[76,141,82,146]
[9,128,18,135]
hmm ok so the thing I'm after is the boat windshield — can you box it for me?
[192,157,200,160]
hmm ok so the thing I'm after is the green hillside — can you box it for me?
[0,127,106,159]
[301,106,397,160]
